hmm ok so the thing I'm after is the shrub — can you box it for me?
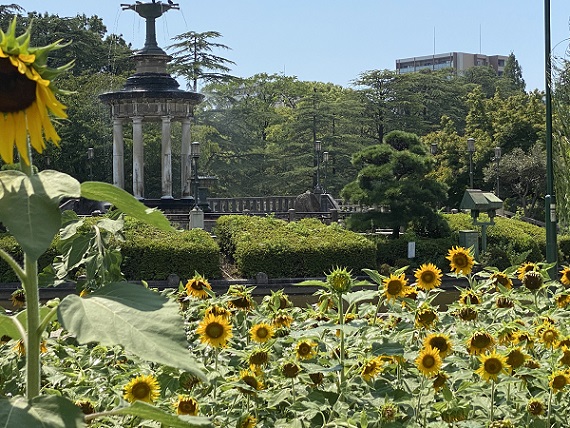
[216,216,376,278]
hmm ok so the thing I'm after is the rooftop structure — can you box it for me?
[396,52,508,76]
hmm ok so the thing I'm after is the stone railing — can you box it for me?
[207,196,297,213]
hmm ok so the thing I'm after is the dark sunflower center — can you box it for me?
[430,337,448,352]
[507,351,525,368]
[191,281,203,290]
[553,375,567,389]
[205,322,224,339]
[484,358,502,374]
[418,311,436,324]
[387,280,403,295]
[472,334,491,348]
[543,330,557,342]
[0,58,36,113]
[242,375,257,389]
[282,363,300,378]
[421,272,435,283]
[298,343,311,355]
[132,382,151,399]
[179,399,197,414]
[453,254,468,268]
[256,327,268,338]
[423,355,436,368]
[249,351,268,365]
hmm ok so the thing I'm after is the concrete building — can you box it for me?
[395,52,508,76]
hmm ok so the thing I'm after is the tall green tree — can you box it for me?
[502,52,526,93]
[341,131,448,238]
[168,30,236,92]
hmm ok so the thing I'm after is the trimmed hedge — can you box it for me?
[121,219,221,281]
[214,216,376,278]
[374,235,454,270]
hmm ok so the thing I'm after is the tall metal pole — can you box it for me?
[544,0,558,267]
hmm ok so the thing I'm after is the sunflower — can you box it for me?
[272,311,293,329]
[361,357,384,381]
[467,331,495,355]
[227,285,254,310]
[475,351,509,382]
[295,340,317,360]
[432,371,449,392]
[555,293,570,309]
[13,339,47,356]
[179,373,201,390]
[549,370,570,393]
[458,289,481,305]
[514,330,535,349]
[0,18,72,165]
[383,273,409,301]
[185,274,212,299]
[537,324,559,349]
[560,266,570,287]
[326,266,353,293]
[414,263,442,291]
[446,246,474,275]
[517,262,537,280]
[456,306,478,321]
[237,414,257,428]
[526,398,545,417]
[506,347,527,372]
[204,304,231,320]
[489,271,513,290]
[173,395,199,416]
[415,306,438,329]
[250,322,274,343]
[238,369,263,395]
[196,314,233,348]
[309,372,324,386]
[559,346,570,367]
[74,399,95,415]
[496,296,514,309]
[123,374,160,403]
[423,333,453,358]
[248,348,270,367]
[522,271,543,291]
[281,361,301,378]
[10,289,25,308]
[380,403,398,422]
[415,346,442,377]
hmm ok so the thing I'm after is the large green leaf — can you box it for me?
[0,395,84,427]
[0,170,80,260]
[80,182,173,232]
[113,401,212,427]
[57,282,206,380]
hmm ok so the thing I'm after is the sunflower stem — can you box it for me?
[415,376,425,425]
[489,379,495,422]
[338,292,346,387]
[24,253,41,399]
[290,377,296,404]
[546,387,553,427]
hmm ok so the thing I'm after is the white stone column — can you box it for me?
[132,116,144,199]
[161,115,173,199]
[181,118,193,198]
[112,118,125,189]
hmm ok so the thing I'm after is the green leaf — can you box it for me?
[57,282,206,381]
[80,182,173,232]
[0,307,58,340]
[0,171,80,260]
[342,289,378,307]
[112,401,212,427]
[0,395,83,428]
[295,279,327,287]
[362,268,385,286]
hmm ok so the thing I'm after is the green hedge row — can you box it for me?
[214,215,377,278]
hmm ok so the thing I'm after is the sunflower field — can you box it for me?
[3,246,570,427]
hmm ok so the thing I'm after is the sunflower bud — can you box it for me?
[326,267,353,293]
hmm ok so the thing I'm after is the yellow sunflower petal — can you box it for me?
[37,83,67,118]
[0,113,15,163]
[34,86,61,144]
[13,110,29,164]
[26,101,45,154]
[18,53,35,64]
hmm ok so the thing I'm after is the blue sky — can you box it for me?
[11,0,570,91]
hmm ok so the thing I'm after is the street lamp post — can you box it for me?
[322,151,329,194]
[191,141,200,208]
[314,140,322,193]
[87,147,94,181]
[493,146,501,197]
[467,138,476,189]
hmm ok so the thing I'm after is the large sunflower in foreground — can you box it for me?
[475,351,509,382]
[0,18,72,164]
[446,246,474,275]
[196,314,233,348]
[414,263,442,291]
[415,346,442,377]
[383,273,409,301]
[123,374,160,403]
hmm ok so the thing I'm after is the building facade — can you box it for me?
[395,52,508,76]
